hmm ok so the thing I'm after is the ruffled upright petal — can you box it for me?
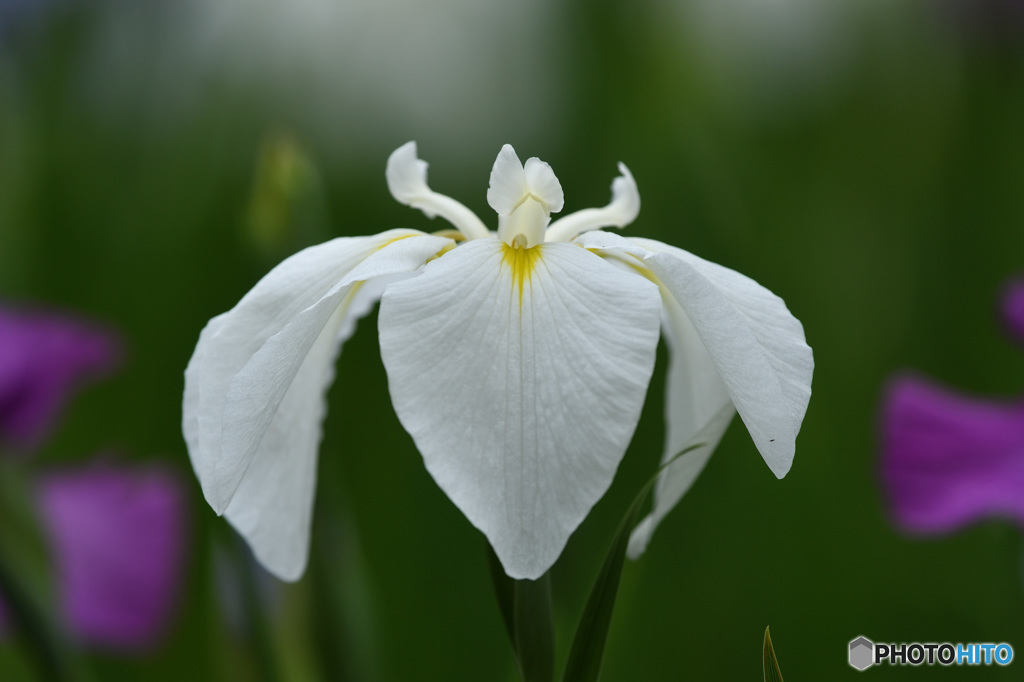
[487,146,563,215]
[882,375,1024,532]
[487,145,529,215]
[378,239,662,579]
[523,157,563,213]
[579,230,813,480]
[183,230,452,580]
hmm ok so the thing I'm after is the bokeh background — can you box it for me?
[2,0,1023,678]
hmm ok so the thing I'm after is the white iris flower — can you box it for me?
[183,142,813,581]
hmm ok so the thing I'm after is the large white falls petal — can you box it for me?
[378,238,661,579]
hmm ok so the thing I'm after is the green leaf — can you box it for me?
[561,492,643,682]
[763,626,784,682]
[563,442,704,682]
[0,460,85,682]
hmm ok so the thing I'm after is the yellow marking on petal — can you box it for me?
[346,279,365,301]
[431,229,466,242]
[425,241,457,263]
[379,233,416,248]
[502,238,542,303]
[587,247,659,284]
[377,231,456,265]
[587,246,681,306]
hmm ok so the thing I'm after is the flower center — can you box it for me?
[501,239,542,303]
[497,196,549,249]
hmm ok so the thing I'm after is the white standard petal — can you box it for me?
[579,230,813,480]
[523,157,564,213]
[183,230,452,580]
[378,238,662,579]
[486,144,527,215]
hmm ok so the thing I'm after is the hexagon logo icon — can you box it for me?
[849,636,874,671]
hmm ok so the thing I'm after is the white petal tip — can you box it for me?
[524,156,564,213]
[200,479,231,517]
[770,458,793,479]
[610,163,640,226]
[487,144,526,215]
[487,540,552,581]
[626,516,654,560]
[386,141,431,208]
[760,440,795,479]
[252,548,307,583]
[503,566,545,581]
[271,563,306,583]
[226,515,309,582]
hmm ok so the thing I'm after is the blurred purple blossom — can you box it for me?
[0,304,187,650]
[1000,277,1024,345]
[36,464,188,650]
[881,279,1024,534]
[0,306,120,450]
[882,375,1024,533]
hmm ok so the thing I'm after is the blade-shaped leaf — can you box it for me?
[0,461,83,682]
[563,443,704,682]
[763,626,784,682]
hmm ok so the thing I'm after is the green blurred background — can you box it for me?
[2,0,1023,678]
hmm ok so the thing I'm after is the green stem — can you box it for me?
[488,546,555,682]
[513,573,555,682]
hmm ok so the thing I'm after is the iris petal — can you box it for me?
[580,231,813,479]
[378,239,662,579]
[183,230,452,580]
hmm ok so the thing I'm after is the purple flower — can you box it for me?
[881,279,1024,534]
[0,307,120,450]
[36,464,188,650]
[882,376,1024,533]
[0,304,187,650]
[1000,277,1024,346]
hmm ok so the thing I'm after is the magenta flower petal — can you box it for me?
[0,307,120,449]
[999,278,1024,346]
[36,464,188,650]
[881,374,1024,534]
